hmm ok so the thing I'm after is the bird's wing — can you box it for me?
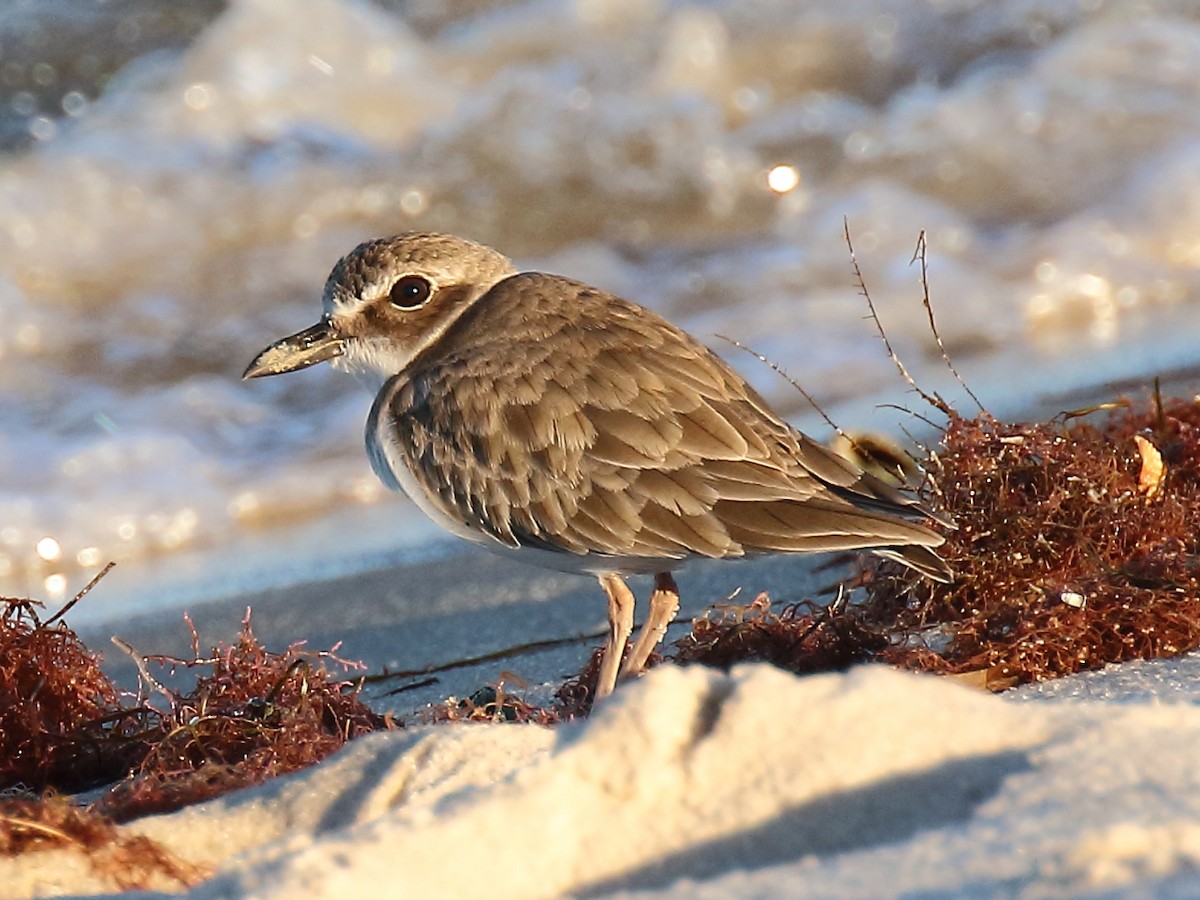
[369,273,945,567]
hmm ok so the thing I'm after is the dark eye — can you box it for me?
[388,275,432,310]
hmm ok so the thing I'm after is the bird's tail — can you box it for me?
[873,544,953,582]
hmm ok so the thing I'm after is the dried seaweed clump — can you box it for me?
[0,794,205,890]
[672,593,886,673]
[0,591,394,817]
[657,400,1200,692]
[425,680,565,725]
[0,598,139,793]
[864,401,1200,686]
[94,614,393,821]
[0,577,393,883]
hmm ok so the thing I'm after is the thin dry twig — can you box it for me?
[844,218,952,416]
[111,636,177,705]
[718,335,850,441]
[43,562,116,628]
[0,813,76,844]
[366,628,608,688]
[875,402,950,433]
[910,231,985,413]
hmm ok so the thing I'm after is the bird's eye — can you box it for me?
[388,275,432,310]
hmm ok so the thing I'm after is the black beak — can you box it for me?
[243,319,345,379]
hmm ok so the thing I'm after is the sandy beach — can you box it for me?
[0,545,1182,897]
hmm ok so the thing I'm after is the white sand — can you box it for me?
[10,600,1200,898]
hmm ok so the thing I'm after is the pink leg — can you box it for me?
[595,573,636,700]
[620,572,680,681]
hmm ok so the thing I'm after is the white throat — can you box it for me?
[332,339,418,393]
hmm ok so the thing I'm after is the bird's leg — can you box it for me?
[595,573,636,701]
[620,572,680,681]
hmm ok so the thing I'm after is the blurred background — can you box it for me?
[2,0,1199,620]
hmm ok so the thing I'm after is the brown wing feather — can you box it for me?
[375,272,948,575]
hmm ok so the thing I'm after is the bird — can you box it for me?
[244,232,951,702]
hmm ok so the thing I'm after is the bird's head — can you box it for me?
[243,232,517,385]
